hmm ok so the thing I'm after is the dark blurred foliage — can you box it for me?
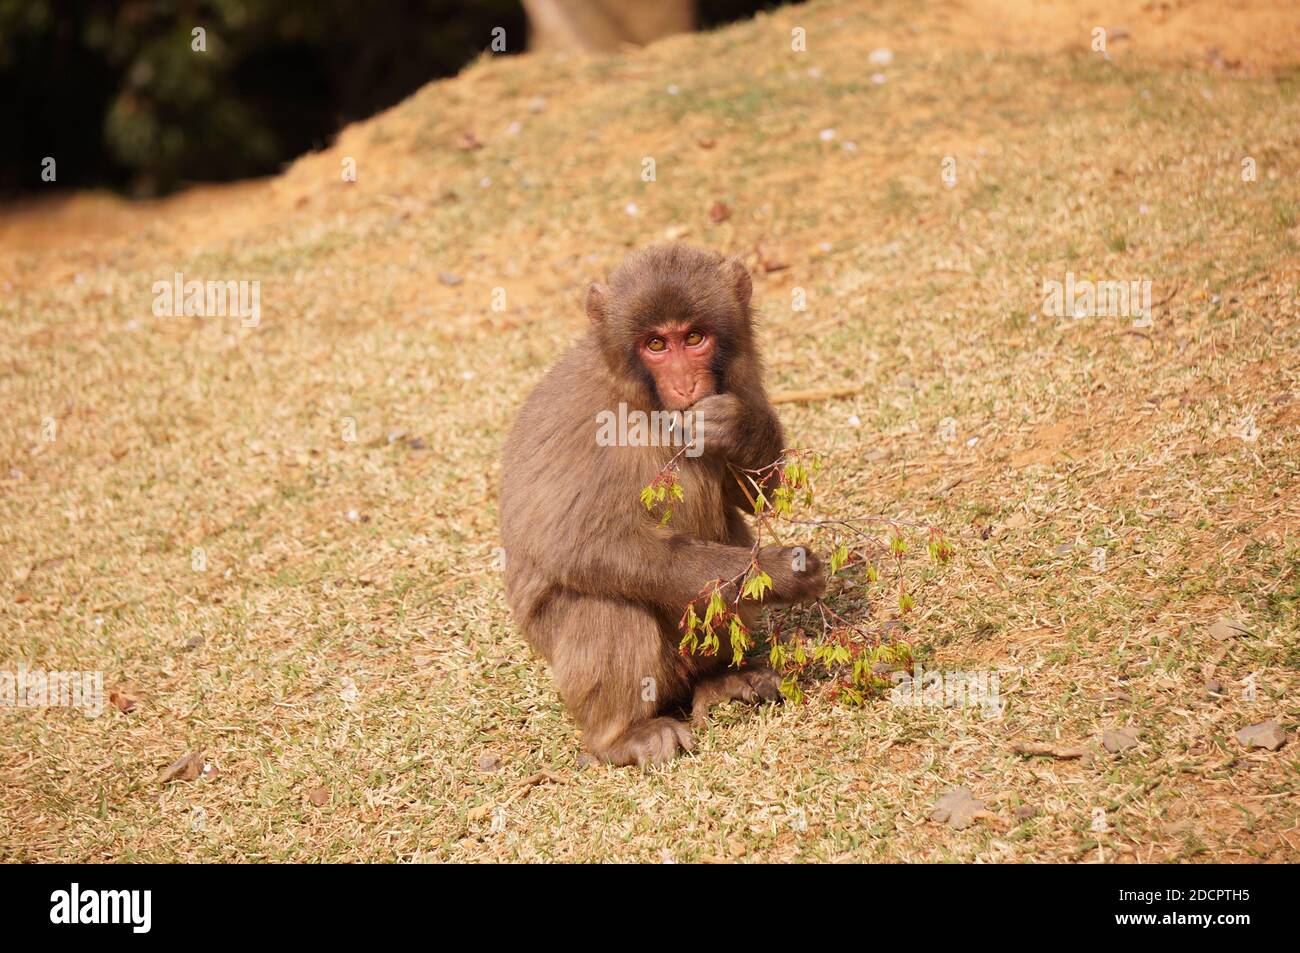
[0,0,786,196]
[1,0,528,196]
[697,0,785,29]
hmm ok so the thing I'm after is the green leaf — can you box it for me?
[780,676,803,705]
[704,589,726,628]
[728,616,749,666]
[741,570,773,602]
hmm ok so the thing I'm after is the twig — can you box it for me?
[770,385,861,405]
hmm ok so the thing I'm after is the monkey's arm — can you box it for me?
[723,399,786,513]
[548,526,820,609]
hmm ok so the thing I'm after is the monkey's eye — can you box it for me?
[684,330,704,347]
[646,337,667,353]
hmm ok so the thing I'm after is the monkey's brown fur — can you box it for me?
[500,245,824,767]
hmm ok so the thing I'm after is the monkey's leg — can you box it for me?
[545,592,695,769]
[690,665,783,726]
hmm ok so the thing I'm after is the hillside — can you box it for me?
[2,0,1298,862]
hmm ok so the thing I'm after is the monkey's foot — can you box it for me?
[597,717,695,769]
[690,666,783,726]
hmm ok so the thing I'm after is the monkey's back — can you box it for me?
[499,341,631,634]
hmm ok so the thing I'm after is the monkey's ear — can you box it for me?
[723,256,753,310]
[586,282,610,326]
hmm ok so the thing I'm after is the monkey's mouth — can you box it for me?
[661,387,718,413]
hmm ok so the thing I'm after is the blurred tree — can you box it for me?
[522,0,694,51]
[0,0,527,195]
[0,0,796,196]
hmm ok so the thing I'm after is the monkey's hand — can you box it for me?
[685,392,744,459]
[755,545,826,604]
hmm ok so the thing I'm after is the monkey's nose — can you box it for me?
[667,381,695,403]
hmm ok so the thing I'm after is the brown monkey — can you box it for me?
[499,244,824,767]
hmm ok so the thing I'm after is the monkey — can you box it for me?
[499,244,825,768]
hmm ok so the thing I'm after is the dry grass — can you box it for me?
[2,0,1298,863]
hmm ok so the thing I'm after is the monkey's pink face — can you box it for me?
[639,324,717,411]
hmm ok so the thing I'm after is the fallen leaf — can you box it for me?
[1102,727,1140,753]
[935,474,966,496]
[992,511,1030,537]
[930,786,986,829]
[516,769,563,791]
[1235,720,1289,751]
[308,786,329,806]
[1207,617,1250,641]
[708,200,730,223]
[467,804,491,823]
[158,751,204,784]
[1012,741,1092,763]
[109,690,137,714]
[757,247,789,272]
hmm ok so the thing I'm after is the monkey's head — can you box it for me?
[586,244,755,412]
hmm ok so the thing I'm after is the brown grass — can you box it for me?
[1,0,1298,862]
